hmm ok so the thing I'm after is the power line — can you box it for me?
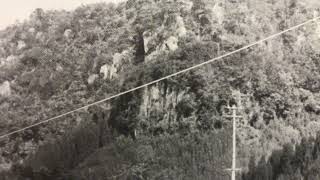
[0,16,319,140]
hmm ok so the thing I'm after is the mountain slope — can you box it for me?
[0,0,320,179]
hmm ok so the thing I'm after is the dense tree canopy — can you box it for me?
[0,0,320,179]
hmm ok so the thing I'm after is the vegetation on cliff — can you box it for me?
[0,0,320,179]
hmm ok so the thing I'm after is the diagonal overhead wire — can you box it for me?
[0,16,319,140]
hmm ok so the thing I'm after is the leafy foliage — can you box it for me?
[244,133,320,180]
[0,0,320,179]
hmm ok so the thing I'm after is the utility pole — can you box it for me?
[223,105,241,180]
[223,93,248,180]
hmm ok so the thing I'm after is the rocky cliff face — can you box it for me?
[139,83,187,133]
[108,0,320,169]
[0,81,11,97]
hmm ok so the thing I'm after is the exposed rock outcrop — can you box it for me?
[139,83,186,131]
[100,50,133,80]
[88,74,99,85]
[0,81,11,97]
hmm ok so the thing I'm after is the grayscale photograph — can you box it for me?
[0,0,320,179]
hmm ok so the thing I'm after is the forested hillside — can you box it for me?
[0,0,320,179]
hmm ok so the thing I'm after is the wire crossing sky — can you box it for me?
[0,0,125,30]
[0,16,319,140]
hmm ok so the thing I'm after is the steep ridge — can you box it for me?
[0,0,320,179]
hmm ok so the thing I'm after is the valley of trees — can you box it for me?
[0,0,320,179]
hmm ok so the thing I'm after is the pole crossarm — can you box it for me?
[222,115,243,119]
[225,106,244,110]
[225,168,242,172]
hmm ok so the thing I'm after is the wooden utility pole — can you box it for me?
[223,93,248,180]
[224,105,241,180]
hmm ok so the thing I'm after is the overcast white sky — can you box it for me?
[0,0,124,30]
